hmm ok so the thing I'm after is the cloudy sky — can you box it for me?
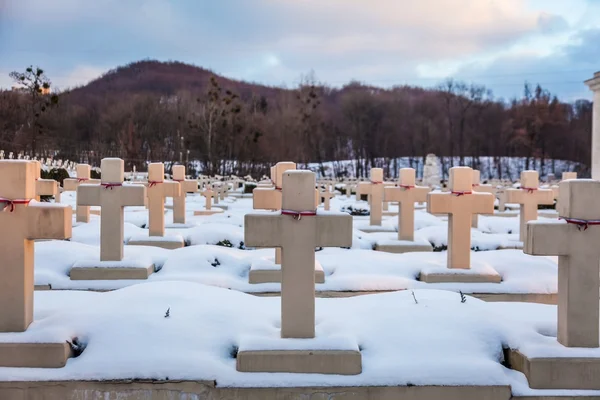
[0,0,598,100]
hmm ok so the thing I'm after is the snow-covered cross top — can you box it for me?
[78,158,146,261]
[146,163,180,236]
[358,168,384,226]
[427,167,494,269]
[551,172,578,200]
[245,170,352,338]
[384,168,430,241]
[471,169,497,228]
[525,179,600,348]
[0,161,72,332]
[32,160,58,202]
[63,164,100,222]
[171,165,197,224]
[505,170,553,241]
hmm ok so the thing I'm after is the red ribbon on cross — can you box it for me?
[560,217,600,231]
[101,183,122,190]
[0,198,31,212]
[400,184,415,190]
[173,179,184,182]
[275,186,282,191]
[281,209,317,221]
[452,191,472,196]
[521,187,537,194]
[370,181,383,184]
[148,181,162,187]
[77,178,89,183]
[472,184,480,187]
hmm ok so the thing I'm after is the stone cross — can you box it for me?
[147,163,180,236]
[0,161,72,332]
[63,164,100,222]
[357,168,384,226]
[552,172,578,200]
[585,71,600,180]
[253,162,296,210]
[320,188,335,211]
[212,182,221,205]
[245,170,352,338]
[427,167,494,269]
[201,185,216,210]
[172,165,198,224]
[505,170,553,241]
[524,179,600,348]
[32,160,58,202]
[384,168,429,241]
[471,169,496,228]
[78,158,146,261]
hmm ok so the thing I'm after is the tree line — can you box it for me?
[0,60,592,179]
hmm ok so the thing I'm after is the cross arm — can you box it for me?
[253,188,281,210]
[535,189,555,205]
[383,186,401,202]
[414,186,430,202]
[427,192,451,214]
[120,184,147,206]
[63,178,78,191]
[316,212,352,247]
[36,179,58,196]
[163,181,181,198]
[357,182,372,195]
[523,220,569,256]
[77,184,102,206]
[471,192,495,215]
[504,188,525,204]
[182,180,198,193]
[26,202,72,240]
[244,213,282,247]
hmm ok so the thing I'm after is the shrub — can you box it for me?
[244,183,257,194]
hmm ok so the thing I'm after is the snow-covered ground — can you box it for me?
[9,189,595,395]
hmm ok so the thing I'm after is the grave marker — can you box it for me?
[32,160,58,202]
[471,169,496,228]
[0,160,73,367]
[63,164,100,222]
[357,168,384,226]
[505,170,553,241]
[171,165,198,224]
[423,167,498,282]
[239,170,360,374]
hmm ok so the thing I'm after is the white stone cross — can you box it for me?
[32,160,58,202]
[427,167,494,269]
[525,179,600,347]
[201,185,216,210]
[0,161,72,332]
[585,71,600,179]
[320,188,335,211]
[171,165,197,224]
[77,158,146,261]
[357,168,384,226]
[245,170,352,338]
[384,168,430,241]
[146,163,180,236]
[505,170,553,241]
[63,164,100,222]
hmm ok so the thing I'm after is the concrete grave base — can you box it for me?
[236,349,362,375]
[0,342,72,368]
[507,349,600,390]
[357,225,397,233]
[249,259,325,284]
[193,209,224,216]
[0,381,520,400]
[213,204,229,210]
[70,263,155,280]
[382,210,398,216]
[375,237,433,254]
[420,269,502,283]
[127,235,185,249]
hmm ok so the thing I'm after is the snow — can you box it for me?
[15,188,595,395]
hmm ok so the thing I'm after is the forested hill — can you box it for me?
[0,59,592,178]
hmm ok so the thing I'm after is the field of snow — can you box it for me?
[4,188,597,396]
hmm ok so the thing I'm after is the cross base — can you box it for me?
[127,235,185,249]
[236,350,361,375]
[507,349,600,390]
[193,209,224,216]
[356,224,396,233]
[212,204,229,211]
[70,260,155,280]
[382,210,399,216]
[249,259,325,284]
[0,342,72,368]
[419,269,502,283]
[375,237,433,254]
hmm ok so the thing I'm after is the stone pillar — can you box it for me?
[585,72,600,179]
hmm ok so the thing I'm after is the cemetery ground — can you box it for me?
[4,178,600,399]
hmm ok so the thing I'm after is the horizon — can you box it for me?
[0,0,598,101]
